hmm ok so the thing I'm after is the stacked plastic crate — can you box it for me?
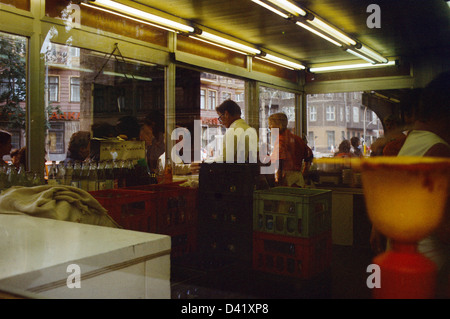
[252,187,332,279]
[198,163,260,263]
[89,189,159,233]
[125,183,198,258]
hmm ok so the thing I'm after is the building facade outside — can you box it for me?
[307,92,382,157]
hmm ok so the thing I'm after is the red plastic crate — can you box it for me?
[89,189,159,232]
[252,231,332,279]
[125,183,198,234]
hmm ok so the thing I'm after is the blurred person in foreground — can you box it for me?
[268,112,312,187]
[370,71,450,298]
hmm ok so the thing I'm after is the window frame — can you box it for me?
[48,75,60,103]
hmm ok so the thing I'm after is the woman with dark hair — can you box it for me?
[0,130,12,166]
[64,131,91,165]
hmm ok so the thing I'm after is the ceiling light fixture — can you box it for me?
[295,21,342,47]
[196,31,262,55]
[257,53,306,70]
[346,48,378,64]
[354,45,389,63]
[309,60,396,73]
[265,0,307,17]
[252,0,388,64]
[307,17,356,46]
[85,0,195,33]
[252,0,289,19]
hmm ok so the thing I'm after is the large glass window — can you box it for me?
[0,31,27,163]
[259,86,295,131]
[307,92,383,157]
[199,72,246,160]
[44,42,165,162]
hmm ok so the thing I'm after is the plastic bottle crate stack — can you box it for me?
[124,182,198,258]
[89,189,159,233]
[252,187,332,279]
[198,163,260,262]
[252,230,332,279]
[253,187,332,238]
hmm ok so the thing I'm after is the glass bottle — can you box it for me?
[17,164,28,186]
[88,160,98,192]
[71,161,82,188]
[112,160,120,189]
[65,161,73,186]
[79,161,89,191]
[56,163,65,185]
[47,161,58,186]
[96,161,105,190]
[104,160,114,189]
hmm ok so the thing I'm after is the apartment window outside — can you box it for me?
[70,77,80,102]
[353,106,359,123]
[200,89,206,109]
[222,91,231,102]
[309,106,317,121]
[48,122,65,154]
[48,76,59,102]
[326,105,335,121]
[327,130,335,151]
[208,90,217,110]
[235,92,244,102]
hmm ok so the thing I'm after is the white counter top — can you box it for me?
[0,214,171,299]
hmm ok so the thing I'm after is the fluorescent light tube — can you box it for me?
[260,53,305,70]
[355,45,388,63]
[197,31,261,55]
[308,17,356,46]
[89,0,195,33]
[309,61,396,73]
[266,0,307,16]
[252,0,289,19]
[296,21,342,47]
[346,48,377,64]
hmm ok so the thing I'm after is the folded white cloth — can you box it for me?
[0,185,120,228]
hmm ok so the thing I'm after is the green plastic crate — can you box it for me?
[253,187,332,238]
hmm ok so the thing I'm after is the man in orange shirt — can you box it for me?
[268,113,312,187]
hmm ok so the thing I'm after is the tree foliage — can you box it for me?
[0,34,62,130]
[0,35,27,129]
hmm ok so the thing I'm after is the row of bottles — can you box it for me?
[47,158,158,192]
[0,164,45,190]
